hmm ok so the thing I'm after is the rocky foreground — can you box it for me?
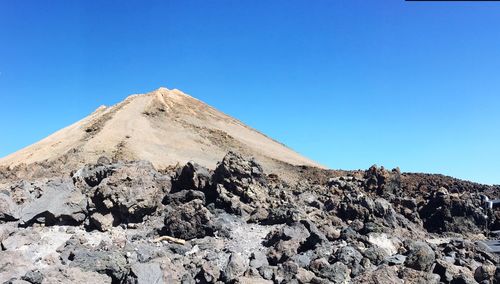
[1,152,500,283]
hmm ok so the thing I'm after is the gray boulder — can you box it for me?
[90,161,167,224]
[223,253,248,282]
[128,262,164,284]
[21,270,43,284]
[212,152,268,215]
[310,259,350,283]
[404,241,435,272]
[0,193,19,221]
[334,246,364,277]
[73,163,116,188]
[384,254,406,265]
[163,199,214,240]
[68,249,128,282]
[1,229,39,251]
[19,178,86,226]
[265,223,310,264]
[89,212,114,232]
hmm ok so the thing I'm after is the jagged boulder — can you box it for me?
[223,253,249,282]
[211,152,268,215]
[333,246,364,277]
[172,161,211,192]
[433,259,476,283]
[162,190,205,206]
[88,161,169,225]
[310,259,351,283]
[72,163,116,188]
[419,189,487,234]
[264,222,311,264]
[213,152,265,187]
[364,165,401,198]
[163,199,214,240]
[404,241,435,272]
[66,249,129,282]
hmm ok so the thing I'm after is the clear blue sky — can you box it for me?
[0,1,499,185]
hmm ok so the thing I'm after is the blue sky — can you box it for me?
[0,0,499,184]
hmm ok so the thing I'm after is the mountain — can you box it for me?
[0,87,321,173]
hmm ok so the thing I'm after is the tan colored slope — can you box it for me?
[0,88,322,173]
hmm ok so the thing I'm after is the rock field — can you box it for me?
[1,151,500,283]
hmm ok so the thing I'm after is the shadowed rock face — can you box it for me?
[1,152,500,283]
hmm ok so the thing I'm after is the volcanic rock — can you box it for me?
[88,160,167,225]
[163,199,214,240]
[19,178,86,226]
[404,241,436,272]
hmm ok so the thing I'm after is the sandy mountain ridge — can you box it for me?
[0,87,321,177]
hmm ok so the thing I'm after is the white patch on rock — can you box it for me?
[368,233,398,256]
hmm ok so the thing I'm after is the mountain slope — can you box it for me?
[0,87,322,173]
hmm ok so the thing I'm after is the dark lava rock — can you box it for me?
[72,163,116,188]
[310,258,350,283]
[172,161,211,192]
[2,152,499,284]
[212,152,265,187]
[265,222,311,264]
[163,189,205,205]
[89,160,168,224]
[364,165,401,198]
[404,241,435,272]
[68,249,129,282]
[333,246,364,277]
[21,270,43,284]
[363,246,388,265]
[211,152,268,215]
[163,199,214,240]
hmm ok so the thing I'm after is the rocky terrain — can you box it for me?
[1,151,500,284]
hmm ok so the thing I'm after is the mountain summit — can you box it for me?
[0,88,321,173]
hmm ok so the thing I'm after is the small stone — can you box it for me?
[321,226,341,240]
[474,264,496,283]
[384,254,406,265]
[90,213,114,231]
[224,253,248,281]
[295,267,315,283]
[258,265,274,280]
[250,252,269,269]
[129,262,164,284]
[21,270,43,284]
